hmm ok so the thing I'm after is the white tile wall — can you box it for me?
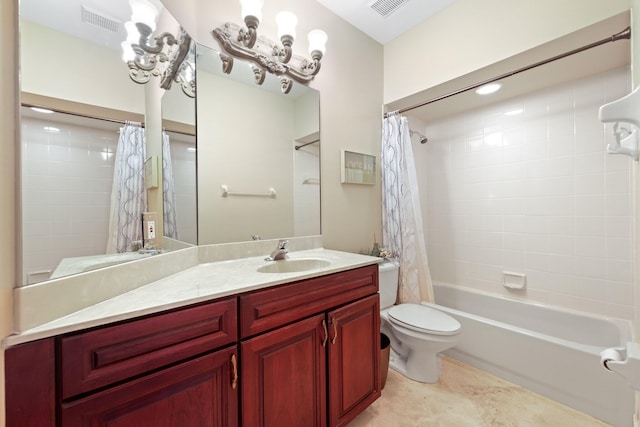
[168,137,197,245]
[21,113,119,285]
[416,67,634,321]
[294,144,321,237]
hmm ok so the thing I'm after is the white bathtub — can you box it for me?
[424,282,635,427]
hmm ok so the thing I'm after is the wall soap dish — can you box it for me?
[503,271,526,290]
[599,85,640,161]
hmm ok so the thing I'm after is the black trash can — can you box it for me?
[380,333,390,389]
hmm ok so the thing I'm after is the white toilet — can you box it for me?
[379,260,461,383]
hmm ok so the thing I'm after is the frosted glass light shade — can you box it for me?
[121,22,140,62]
[129,0,158,31]
[276,11,297,40]
[241,0,263,21]
[121,42,135,62]
[308,29,328,55]
[125,21,140,43]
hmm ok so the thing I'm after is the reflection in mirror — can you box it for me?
[196,43,320,244]
[18,0,193,285]
[160,37,197,247]
[162,128,197,245]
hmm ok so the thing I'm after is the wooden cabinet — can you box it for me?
[4,264,379,427]
[61,346,239,427]
[5,338,56,427]
[6,297,239,427]
[241,314,327,427]
[240,264,380,427]
[60,297,237,399]
[328,295,380,427]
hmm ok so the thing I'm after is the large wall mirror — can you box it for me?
[18,0,321,287]
[196,44,320,244]
[18,0,196,286]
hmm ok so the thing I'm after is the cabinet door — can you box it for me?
[5,338,56,427]
[241,313,327,427]
[328,294,381,427]
[61,346,239,427]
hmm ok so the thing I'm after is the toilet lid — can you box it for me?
[388,303,461,336]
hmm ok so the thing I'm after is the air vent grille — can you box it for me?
[368,0,410,17]
[81,5,121,33]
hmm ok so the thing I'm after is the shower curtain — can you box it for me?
[106,122,147,253]
[381,113,434,304]
[162,132,178,240]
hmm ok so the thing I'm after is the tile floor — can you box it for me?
[349,357,611,426]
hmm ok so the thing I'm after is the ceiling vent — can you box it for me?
[81,5,121,33]
[368,0,410,18]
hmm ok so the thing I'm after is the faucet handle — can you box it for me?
[277,239,288,250]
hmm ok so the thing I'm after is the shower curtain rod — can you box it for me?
[295,139,320,150]
[384,26,631,118]
[163,128,195,137]
[22,103,144,127]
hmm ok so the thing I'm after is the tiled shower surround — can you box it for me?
[21,114,198,285]
[416,66,634,320]
[21,114,118,285]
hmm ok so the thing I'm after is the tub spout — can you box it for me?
[601,342,640,390]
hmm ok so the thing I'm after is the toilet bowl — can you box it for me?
[379,260,461,383]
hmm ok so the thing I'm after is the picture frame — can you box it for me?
[341,150,376,185]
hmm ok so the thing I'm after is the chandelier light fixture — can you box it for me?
[121,0,196,98]
[211,0,328,94]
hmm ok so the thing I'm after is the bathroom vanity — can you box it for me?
[5,252,380,427]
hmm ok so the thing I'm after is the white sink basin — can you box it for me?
[257,258,331,274]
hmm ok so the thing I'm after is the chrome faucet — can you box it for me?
[265,239,288,261]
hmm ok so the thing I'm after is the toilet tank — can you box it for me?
[378,260,399,309]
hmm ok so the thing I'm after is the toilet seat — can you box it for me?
[388,303,461,336]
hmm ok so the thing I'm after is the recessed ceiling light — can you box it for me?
[31,107,54,114]
[475,83,502,95]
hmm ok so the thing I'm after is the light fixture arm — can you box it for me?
[160,29,192,90]
[273,35,293,63]
[126,24,196,98]
[212,23,325,88]
[135,23,178,55]
[238,15,260,48]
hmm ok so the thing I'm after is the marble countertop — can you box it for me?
[5,248,379,347]
[50,252,156,279]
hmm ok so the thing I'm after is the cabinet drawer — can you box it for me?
[61,346,239,427]
[240,264,378,338]
[60,297,237,399]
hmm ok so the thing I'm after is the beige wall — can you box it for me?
[197,69,296,243]
[162,0,384,253]
[21,20,145,114]
[384,0,630,104]
[0,0,16,424]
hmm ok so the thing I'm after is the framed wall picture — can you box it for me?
[341,150,376,185]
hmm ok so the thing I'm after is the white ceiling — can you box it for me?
[21,0,631,124]
[20,0,448,49]
[20,0,164,51]
[315,0,455,44]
